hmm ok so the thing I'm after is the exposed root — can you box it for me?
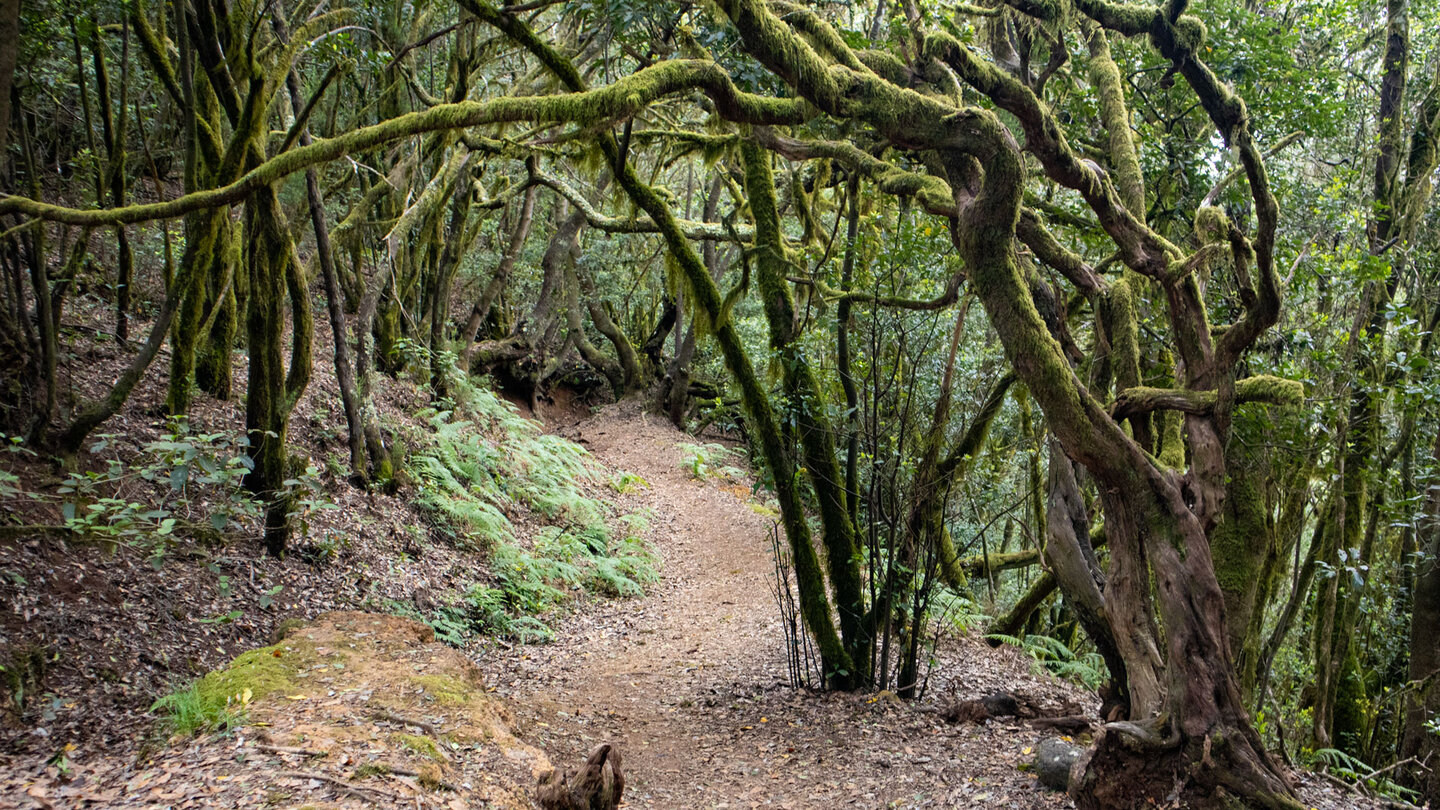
[1072,721,1305,810]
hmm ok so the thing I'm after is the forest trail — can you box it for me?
[0,402,1371,810]
[493,403,1076,809]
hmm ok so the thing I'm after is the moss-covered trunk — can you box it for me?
[1399,428,1440,806]
[742,141,869,681]
[241,186,306,557]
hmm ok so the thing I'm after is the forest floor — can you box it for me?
[0,329,1388,808]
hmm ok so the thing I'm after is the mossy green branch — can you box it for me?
[532,169,752,241]
[752,127,958,216]
[1016,209,1105,295]
[0,60,806,226]
[790,272,964,311]
[1110,376,1304,420]
[923,30,1178,274]
[1083,22,1144,215]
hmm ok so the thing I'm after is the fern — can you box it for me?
[403,367,661,646]
[1311,748,1419,802]
[678,442,743,481]
[986,632,1108,688]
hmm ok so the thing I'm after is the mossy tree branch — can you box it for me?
[1110,376,1305,421]
[0,60,808,226]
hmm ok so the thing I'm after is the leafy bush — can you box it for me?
[2,420,335,563]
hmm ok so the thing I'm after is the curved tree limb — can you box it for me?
[0,60,809,226]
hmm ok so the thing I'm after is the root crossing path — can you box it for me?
[491,405,1073,809]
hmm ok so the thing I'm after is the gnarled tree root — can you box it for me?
[1070,721,1304,810]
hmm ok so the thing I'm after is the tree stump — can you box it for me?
[536,743,624,810]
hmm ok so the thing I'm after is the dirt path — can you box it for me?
[492,404,1078,809]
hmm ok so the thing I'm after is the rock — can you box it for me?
[1035,737,1082,791]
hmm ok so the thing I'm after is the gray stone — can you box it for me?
[1034,737,1082,791]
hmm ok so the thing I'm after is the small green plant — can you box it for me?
[609,472,648,493]
[150,682,250,737]
[930,588,991,634]
[677,442,745,481]
[0,646,49,714]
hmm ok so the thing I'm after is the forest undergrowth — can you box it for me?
[0,306,1394,809]
[0,302,655,761]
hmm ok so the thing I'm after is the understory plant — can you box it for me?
[406,373,657,643]
[2,421,334,564]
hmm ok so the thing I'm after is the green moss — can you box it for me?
[1085,24,1145,213]
[192,640,319,710]
[412,674,471,706]
[151,638,334,737]
[1234,375,1304,407]
[354,763,392,778]
[1193,205,1229,245]
[397,733,445,762]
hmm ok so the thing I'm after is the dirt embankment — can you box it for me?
[4,611,549,808]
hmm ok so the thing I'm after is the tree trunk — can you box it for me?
[91,24,134,344]
[743,141,869,678]
[460,184,537,363]
[0,0,19,163]
[1399,428,1440,806]
[242,187,304,557]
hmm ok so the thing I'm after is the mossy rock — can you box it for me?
[191,638,331,715]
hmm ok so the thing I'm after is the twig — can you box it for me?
[1316,770,1360,795]
[1358,756,1416,785]
[255,744,327,757]
[277,769,403,802]
[370,709,442,735]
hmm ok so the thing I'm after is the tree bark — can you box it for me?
[460,184,538,363]
[1399,428,1440,806]
[280,46,367,480]
[0,0,19,163]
